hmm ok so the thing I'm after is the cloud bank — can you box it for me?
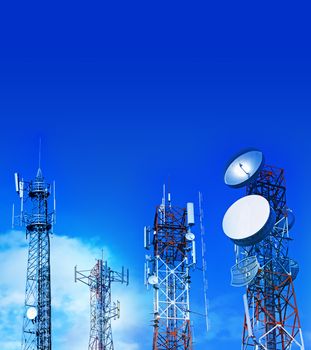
[0,230,150,350]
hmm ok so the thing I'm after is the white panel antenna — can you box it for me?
[162,184,166,206]
[14,173,19,193]
[144,226,151,249]
[187,202,195,226]
[19,179,24,199]
[192,241,196,265]
[20,178,24,225]
[14,172,24,226]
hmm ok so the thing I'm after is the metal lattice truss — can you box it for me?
[240,166,304,350]
[247,166,287,220]
[148,203,194,350]
[153,256,191,349]
[75,260,128,350]
[243,275,304,350]
[155,256,190,322]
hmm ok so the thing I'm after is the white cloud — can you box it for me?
[190,292,243,347]
[0,230,150,350]
[116,341,140,350]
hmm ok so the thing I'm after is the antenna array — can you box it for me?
[144,188,202,350]
[75,259,129,350]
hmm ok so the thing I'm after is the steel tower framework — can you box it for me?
[145,195,196,350]
[16,168,55,350]
[240,165,304,350]
[75,259,129,350]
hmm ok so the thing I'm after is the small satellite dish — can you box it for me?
[231,256,260,287]
[285,209,295,230]
[154,312,160,320]
[148,275,158,285]
[276,208,295,232]
[275,257,299,284]
[224,149,264,188]
[223,195,276,246]
[26,306,37,320]
[185,232,195,241]
[287,258,299,282]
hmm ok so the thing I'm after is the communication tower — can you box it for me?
[144,187,204,350]
[14,166,56,350]
[75,259,129,350]
[222,149,304,350]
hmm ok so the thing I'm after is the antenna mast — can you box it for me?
[75,259,129,350]
[15,163,55,350]
[223,149,304,350]
[242,166,304,350]
[145,188,197,350]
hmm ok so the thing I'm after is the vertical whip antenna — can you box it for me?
[162,184,165,206]
[39,137,42,170]
[167,175,171,205]
[199,191,209,334]
[12,203,15,229]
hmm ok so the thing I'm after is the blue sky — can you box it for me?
[0,1,310,349]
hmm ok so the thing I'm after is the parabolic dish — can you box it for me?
[185,232,195,241]
[275,257,299,284]
[285,209,295,230]
[26,306,37,320]
[231,256,260,287]
[223,195,276,246]
[224,149,264,188]
[148,275,158,285]
[276,208,295,232]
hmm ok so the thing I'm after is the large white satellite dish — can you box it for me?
[224,149,264,188]
[26,306,37,320]
[223,195,276,246]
